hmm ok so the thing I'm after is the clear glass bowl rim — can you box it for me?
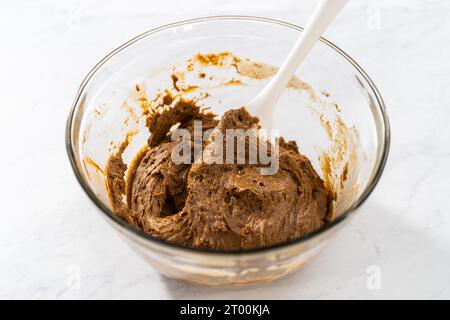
[66,15,391,256]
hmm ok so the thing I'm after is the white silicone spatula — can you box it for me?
[246,0,349,129]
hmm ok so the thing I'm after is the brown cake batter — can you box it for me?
[106,94,330,250]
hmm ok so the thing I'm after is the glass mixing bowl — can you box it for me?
[66,16,390,287]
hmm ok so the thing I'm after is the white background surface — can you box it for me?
[1,0,449,299]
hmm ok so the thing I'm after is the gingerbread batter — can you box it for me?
[106,94,330,250]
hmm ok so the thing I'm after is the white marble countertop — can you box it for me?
[1,0,449,299]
